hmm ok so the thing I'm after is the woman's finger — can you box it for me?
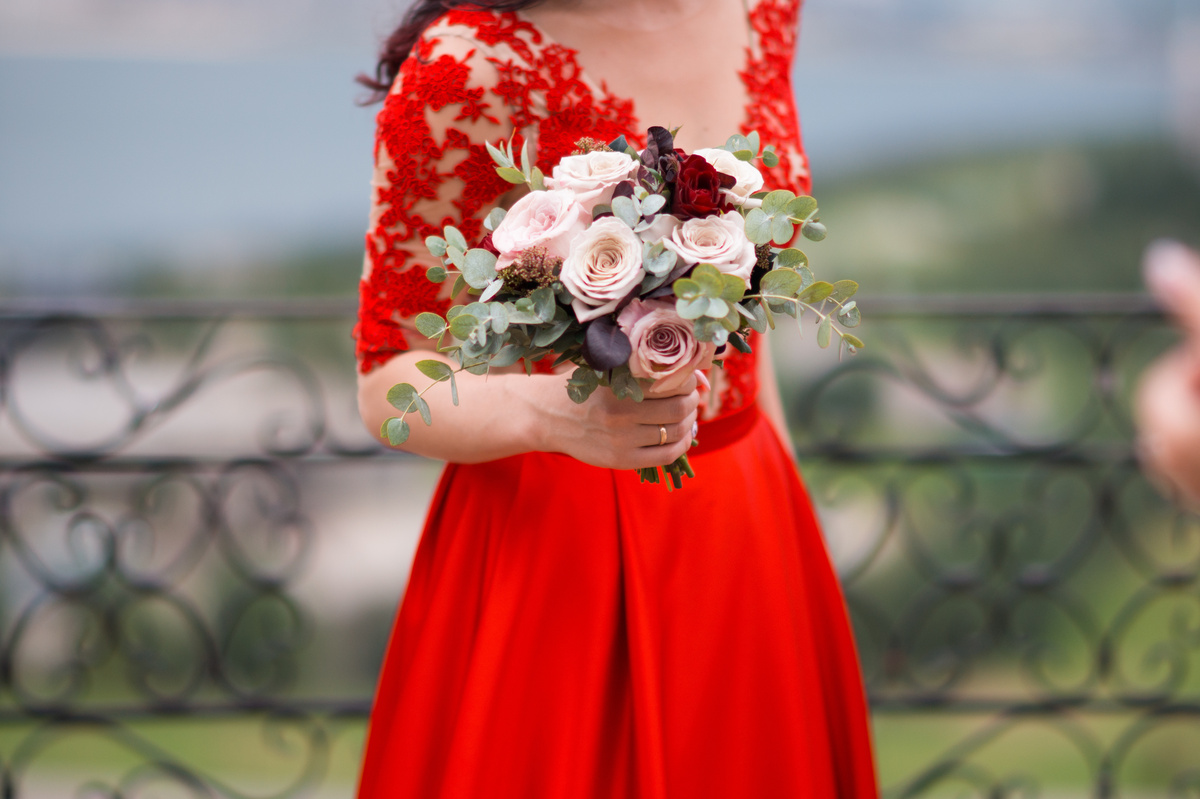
[1144,240,1200,339]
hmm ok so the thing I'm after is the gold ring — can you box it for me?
[658,426,668,446]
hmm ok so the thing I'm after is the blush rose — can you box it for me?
[662,212,757,285]
[617,298,717,396]
[491,189,589,270]
[560,217,645,322]
[547,151,638,213]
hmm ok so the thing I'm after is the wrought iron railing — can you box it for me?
[0,296,1195,798]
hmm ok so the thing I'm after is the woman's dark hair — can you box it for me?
[357,0,545,103]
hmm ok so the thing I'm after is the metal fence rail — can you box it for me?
[1,296,1195,798]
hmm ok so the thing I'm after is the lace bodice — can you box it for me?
[356,1,810,419]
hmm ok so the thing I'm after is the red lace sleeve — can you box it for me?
[355,25,515,374]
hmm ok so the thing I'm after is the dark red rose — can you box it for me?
[671,154,735,219]
[477,231,500,255]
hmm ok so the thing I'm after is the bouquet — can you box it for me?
[382,126,863,489]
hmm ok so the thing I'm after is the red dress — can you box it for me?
[355,4,879,796]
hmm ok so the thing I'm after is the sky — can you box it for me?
[0,0,1194,293]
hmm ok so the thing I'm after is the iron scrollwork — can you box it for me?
[1,296,1196,797]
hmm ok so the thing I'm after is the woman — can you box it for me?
[354,0,879,796]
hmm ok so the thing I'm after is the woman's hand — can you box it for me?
[533,371,702,470]
[1136,241,1200,507]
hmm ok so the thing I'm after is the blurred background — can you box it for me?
[1,0,1199,797]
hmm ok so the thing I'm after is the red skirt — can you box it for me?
[357,404,879,798]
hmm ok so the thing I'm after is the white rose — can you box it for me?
[662,212,757,285]
[560,217,645,322]
[693,148,764,202]
[546,151,639,213]
[491,189,590,270]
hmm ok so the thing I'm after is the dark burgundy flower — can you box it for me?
[477,231,500,256]
[671,154,735,219]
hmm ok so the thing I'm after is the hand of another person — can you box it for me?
[1136,241,1200,507]
[535,370,703,471]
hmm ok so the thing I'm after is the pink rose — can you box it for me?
[662,211,756,286]
[546,151,638,213]
[491,189,589,270]
[617,298,717,395]
[560,217,645,322]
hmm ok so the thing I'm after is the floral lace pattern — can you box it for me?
[356,0,807,419]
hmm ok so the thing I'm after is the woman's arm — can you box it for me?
[358,347,700,469]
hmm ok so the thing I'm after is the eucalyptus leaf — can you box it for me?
[490,344,524,368]
[760,269,803,298]
[425,235,448,257]
[641,194,666,216]
[497,166,527,184]
[771,214,795,245]
[762,190,795,215]
[733,149,755,161]
[415,313,446,338]
[644,246,678,276]
[678,297,709,320]
[837,301,862,328]
[705,297,730,319]
[383,417,410,446]
[843,333,865,349]
[592,204,612,218]
[449,371,458,405]
[611,196,639,228]
[802,220,828,242]
[724,133,752,153]
[744,208,772,245]
[416,360,453,381]
[673,278,702,300]
[799,281,834,303]
[747,131,761,154]
[817,314,832,349]
[787,196,818,221]
[462,248,498,289]
[720,274,746,303]
[445,246,465,268]
[485,140,510,168]
[427,265,448,284]
[762,148,779,168]
[463,361,489,376]
[448,313,479,340]
[530,167,545,191]
[413,394,432,426]
[451,274,468,298]
[728,332,753,353]
[798,266,815,290]
[444,226,468,252]
[761,298,777,330]
[693,266,725,298]
[748,301,769,333]
[489,301,509,333]
[484,207,507,231]
[531,286,556,322]
[831,280,859,303]
[774,248,808,269]
[386,383,419,411]
[610,366,644,402]
[479,278,503,302]
[533,319,570,346]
